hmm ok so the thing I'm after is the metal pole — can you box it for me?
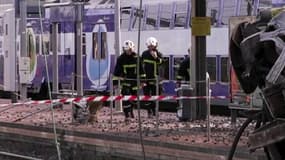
[114,0,122,112]
[137,0,146,159]
[191,0,207,120]
[155,76,159,135]
[75,3,83,96]
[71,72,75,97]
[71,72,75,123]
[110,74,113,129]
[52,22,59,98]
[19,0,27,101]
[206,72,211,141]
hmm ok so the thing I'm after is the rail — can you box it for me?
[0,151,42,160]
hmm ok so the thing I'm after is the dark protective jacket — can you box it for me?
[113,52,145,89]
[141,49,163,81]
[177,58,190,81]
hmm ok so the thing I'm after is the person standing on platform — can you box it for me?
[113,40,145,122]
[176,48,191,86]
[142,37,163,118]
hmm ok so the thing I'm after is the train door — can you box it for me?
[85,19,110,92]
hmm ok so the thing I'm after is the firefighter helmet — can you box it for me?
[123,40,135,51]
[146,37,158,47]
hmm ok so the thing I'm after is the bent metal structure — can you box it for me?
[229,9,285,160]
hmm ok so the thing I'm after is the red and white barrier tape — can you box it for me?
[0,95,229,107]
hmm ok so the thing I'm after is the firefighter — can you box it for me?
[176,48,191,85]
[142,37,163,118]
[113,40,145,122]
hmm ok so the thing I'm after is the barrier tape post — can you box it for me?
[115,80,122,112]
[110,74,113,129]
[71,72,75,123]
[155,76,160,135]
[71,72,75,97]
[206,72,211,141]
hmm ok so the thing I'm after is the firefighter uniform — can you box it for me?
[142,49,163,117]
[176,58,190,82]
[113,51,145,119]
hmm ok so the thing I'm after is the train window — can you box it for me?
[159,57,169,80]
[27,31,33,57]
[82,33,86,55]
[173,56,185,80]
[131,9,139,29]
[42,34,50,55]
[36,36,40,55]
[120,8,130,31]
[145,5,157,30]
[57,24,61,53]
[5,24,8,35]
[63,30,73,59]
[93,32,107,59]
[159,4,171,28]
[92,32,98,59]
[206,57,216,81]
[101,32,107,59]
[48,23,60,54]
[221,57,229,82]
[48,24,61,54]
[174,3,187,28]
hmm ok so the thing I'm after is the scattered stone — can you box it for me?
[172,137,179,141]
[0,102,255,146]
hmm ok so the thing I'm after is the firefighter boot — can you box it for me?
[88,114,98,123]
[130,106,135,118]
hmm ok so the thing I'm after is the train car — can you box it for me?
[0,1,230,106]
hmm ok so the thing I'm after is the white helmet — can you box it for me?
[146,37,158,47]
[122,40,135,51]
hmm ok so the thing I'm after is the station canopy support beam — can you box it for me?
[191,0,207,120]
[75,4,84,96]
[17,0,27,102]
[51,22,59,98]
